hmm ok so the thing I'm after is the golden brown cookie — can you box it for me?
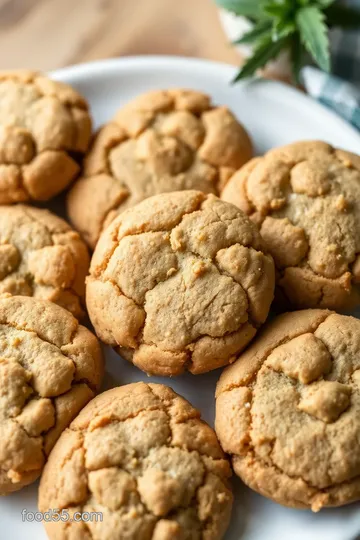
[67,88,253,248]
[86,190,275,376]
[0,70,91,203]
[0,204,90,319]
[221,141,360,310]
[39,382,233,540]
[215,309,360,511]
[0,294,103,494]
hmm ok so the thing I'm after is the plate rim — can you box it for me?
[50,54,360,147]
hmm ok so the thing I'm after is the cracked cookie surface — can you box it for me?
[221,141,360,310]
[39,382,233,540]
[67,89,253,248]
[86,190,275,376]
[0,204,90,319]
[0,294,103,494]
[215,309,360,511]
[0,70,91,203]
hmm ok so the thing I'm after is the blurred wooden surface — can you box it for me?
[0,0,239,70]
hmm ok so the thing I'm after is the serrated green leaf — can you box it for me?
[232,37,287,82]
[216,0,265,20]
[296,6,330,72]
[263,4,287,19]
[233,20,272,45]
[290,35,303,84]
[325,4,360,28]
[272,19,296,41]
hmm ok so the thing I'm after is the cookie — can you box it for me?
[0,294,103,494]
[0,70,91,203]
[0,204,90,319]
[39,382,233,540]
[67,88,253,248]
[221,141,360,310]
[86,191,275,376]
[215,309,360,511]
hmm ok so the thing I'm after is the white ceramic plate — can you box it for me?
[2,56,360,540]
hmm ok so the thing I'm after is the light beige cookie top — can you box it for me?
[0,70,91,203]
[221,141,360,310]
[86,191,275,376]
[0,294,103,494]
[0,204,90,319]
[39,382,233,540]
[216,309,360,511]
[67,88,253,248]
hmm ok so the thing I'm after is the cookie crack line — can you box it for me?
[242,149,360,280]
[0,71,91,203]
[123,322,250,367]
[87,110,230,243]
[17,207,85,303]
[104,93,231,183]
[219,312,360,498]
[88,192,272,376]
[168,396,231,537]
[0,318,90,391]
[216,313,332,408]
[68,403,165,433]
[97,232,258,335]
[278,262,355,297]
[46,385,230,532]
[0,316,79,350]
[21,205,57,242]
[96,194,206,279]
[243,150,342,215]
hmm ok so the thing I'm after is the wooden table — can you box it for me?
[0,0,239,71]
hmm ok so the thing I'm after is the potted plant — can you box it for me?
[216,0,360,82]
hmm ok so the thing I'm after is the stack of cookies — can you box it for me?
[0,70,359,540]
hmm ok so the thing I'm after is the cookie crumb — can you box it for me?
[192,260,207,277]
[335,194,348,211]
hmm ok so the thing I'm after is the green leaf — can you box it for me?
[263,5,285,18]
[216,0,265,20]
[296,6,330,72]
[272,19,296,41]
[232,37,287,82]
[233,20,272,45]
[316,0,335,7]
[325,4,360,28]
[290,35,303,84]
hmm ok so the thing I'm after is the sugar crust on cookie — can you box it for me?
[216,309,360,511]
[39,382,233,540]
[0,295,103,494]
[86,190,275,376]
[221,141,360,310]
[67,89,253,248]
[0,204,90,319]
[0,70,91,203]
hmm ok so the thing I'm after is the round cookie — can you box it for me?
[0,204,90,319]
[215,309,360,511]
[86,190,275,376]
[0,70,91,203]
[67,88,253,248]
[221,141,360,310]
[0,294,103,494]
[39,382,233,540]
